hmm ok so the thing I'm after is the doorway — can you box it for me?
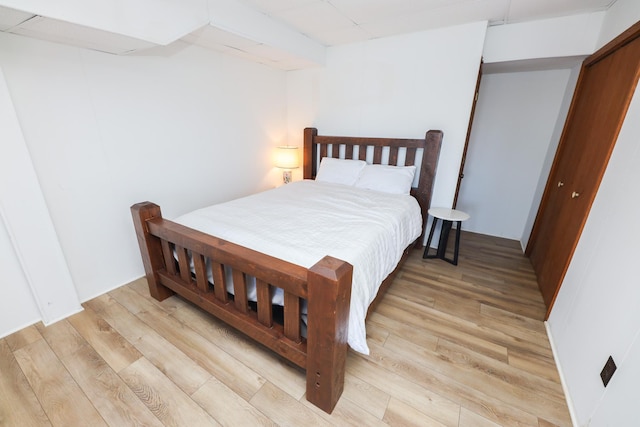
[455,66,577,243]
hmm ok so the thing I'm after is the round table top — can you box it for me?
[428,207,470,221]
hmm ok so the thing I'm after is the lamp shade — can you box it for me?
[275,146,299,169]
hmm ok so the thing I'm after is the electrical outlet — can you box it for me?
[600,356,617,387]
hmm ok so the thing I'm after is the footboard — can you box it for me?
[131,202,352,413]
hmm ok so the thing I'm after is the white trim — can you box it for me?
[545,320,579,427]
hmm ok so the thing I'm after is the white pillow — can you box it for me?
[354,164,416,195]
[315,158,366,186]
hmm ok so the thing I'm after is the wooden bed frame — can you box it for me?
[131,127,442,413]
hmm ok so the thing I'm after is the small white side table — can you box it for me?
[422,207,470,265]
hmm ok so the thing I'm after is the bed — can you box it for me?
[130,127,442,413]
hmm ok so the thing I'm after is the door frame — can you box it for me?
[453,60,483,208]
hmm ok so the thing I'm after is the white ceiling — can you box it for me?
[0,0,617,69]
[235,0,617,46]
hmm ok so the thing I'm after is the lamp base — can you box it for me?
[283,170,292,184]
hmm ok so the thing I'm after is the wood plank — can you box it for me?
[120,358,220,426]
[191,377,277,426]
[301,392,389,427]
[109,285,266,401]
[357,342,540,427]
[0,339,51,426]
[434,338,568,407]
[375,295,511,361]
[508,348,561,383]
[249,382,333,426]
[13,338,107,427]
[85,294,211,395]
[379,332,569,426]
[341,373,390,420]
[37,320,163,427]
[346,355,461,427]
[66,306,142,372]
[459,407,502,427]
[170,297,307,400]
[367,312,440,353]
[4,324,43,352]
[379,290,551,360]
[383,397,449,427]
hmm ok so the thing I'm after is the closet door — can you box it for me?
[527,22,640,318]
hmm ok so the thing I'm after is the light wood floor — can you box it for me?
[1,231,572,426]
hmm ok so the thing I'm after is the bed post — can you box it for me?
[306,255,352,413]
[303,127,318,179]
[413,130,443,248]
[131,202,174,301]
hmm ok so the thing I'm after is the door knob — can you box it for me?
[571,191,580,198]
[557,181,564,187]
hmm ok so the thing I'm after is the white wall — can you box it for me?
[596,0,640,49]
[483,12,603,63]
[549,80,640,427]
[546,1,640,425]
[0,219,40,335]
[286,21,488,210]
[0,32,287,336]
[0,66,82,329]
[455,68,572,241]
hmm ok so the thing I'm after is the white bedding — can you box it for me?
[174,179,422,354]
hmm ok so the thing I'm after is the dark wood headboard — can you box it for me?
[302,127,443,246]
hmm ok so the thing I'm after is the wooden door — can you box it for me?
[527,22,640,318]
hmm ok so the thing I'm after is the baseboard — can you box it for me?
[545,320,579,427]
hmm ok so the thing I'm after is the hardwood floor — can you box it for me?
[0,231,572,426]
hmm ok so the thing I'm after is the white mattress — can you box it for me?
[174,179,422,354]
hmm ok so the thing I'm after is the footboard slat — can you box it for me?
[284,292,301,343]
[232,269,248,314]
[193,254,208,292]
[175,245,191,283]
[161,240,176,275]
[256,279,272,327]
[211,261,228,303]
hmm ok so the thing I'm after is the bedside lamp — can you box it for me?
[275,146,299,184]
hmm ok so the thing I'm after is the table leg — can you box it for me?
[437,220,453,259]
[452,220,462,265]
[422,217,439,259]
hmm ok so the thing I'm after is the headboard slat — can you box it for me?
[358,146,367,161]
[373,146,383,164]
[405,147,417,166]
[345,145,354,160]
[389,147,399,166]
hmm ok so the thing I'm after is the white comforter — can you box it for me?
[174,180,422,354]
